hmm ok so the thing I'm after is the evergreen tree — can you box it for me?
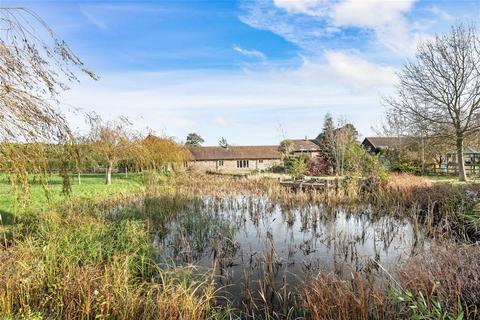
[185,133,204,147]
[219,137,228,148]
[318,114,336,172]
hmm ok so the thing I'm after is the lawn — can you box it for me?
[425,174,480,184]
[0,172,149,220]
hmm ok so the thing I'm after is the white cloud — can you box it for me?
[324,51,397,88]
[273,0,332,16]
[239,3,328,53]
[61,55,394,143]
[233,46,266,59]
[331,0,415,28]
[241,0,424,56]
[331,0,418,55]
[426,6,454,22]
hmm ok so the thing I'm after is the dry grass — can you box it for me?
[399,244,480,318]
[303,244,480,320]
[371,173,480,241]
[303,271,392,320]
[0,247,218,319]
[0,184,222,320]
[386,173,432,191]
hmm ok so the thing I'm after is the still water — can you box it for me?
[151,195,428,311]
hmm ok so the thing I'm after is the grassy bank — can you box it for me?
[0,173,227,319]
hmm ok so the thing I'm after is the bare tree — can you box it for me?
[333,119,357,176]
[385,24,480,181]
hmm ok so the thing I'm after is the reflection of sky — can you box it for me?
[156,196,430,303]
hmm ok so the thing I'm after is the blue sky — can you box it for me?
[6,0,480,145]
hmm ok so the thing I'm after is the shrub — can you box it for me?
[390,161,422,174]
[308,156,329,176]
[285,155,309,178]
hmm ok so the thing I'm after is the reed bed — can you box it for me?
[370,173,480,241]
[0,184,224,319]
[171,172,480,241]
[303,244,480,320]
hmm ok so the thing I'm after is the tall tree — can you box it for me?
[385,24,480,181]
[278,139,293,158]
[317,114,336,172]
[185,133,204,147]
[139,134,191,172]
[333,120,357,176]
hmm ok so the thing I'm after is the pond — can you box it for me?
[148,195,429,315]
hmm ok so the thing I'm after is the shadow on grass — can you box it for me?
[0,209,14,226]
[0,173,116,186]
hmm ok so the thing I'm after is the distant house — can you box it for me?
[188,137,321,172]
[289,138,321,157]
[446,147,480,166]
[361,136,412,153]
[188,145,281,171]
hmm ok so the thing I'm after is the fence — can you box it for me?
[429,163,479,176]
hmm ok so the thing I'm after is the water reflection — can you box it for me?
[151,195,428,311]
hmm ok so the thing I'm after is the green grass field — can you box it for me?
[0,172,149,224]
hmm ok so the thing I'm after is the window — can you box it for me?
[237,160,249,168]
[258,159,264,163]
[217,160,224,166]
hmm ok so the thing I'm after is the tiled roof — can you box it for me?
[189,145,281,161]
[289,139,321,152]
[362,137,412,149]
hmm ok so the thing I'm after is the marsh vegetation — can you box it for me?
[1,8,480,320]
[2,173,479,319]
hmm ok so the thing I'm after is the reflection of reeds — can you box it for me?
[172,173,480,242]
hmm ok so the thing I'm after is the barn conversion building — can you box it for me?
[188,138,321,172]
[361,136,413,153]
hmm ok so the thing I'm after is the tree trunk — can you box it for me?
[456,136,467,181]
[105,162,112,185]
[421,135,425,172]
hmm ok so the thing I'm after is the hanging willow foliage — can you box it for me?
[0,7,97,204]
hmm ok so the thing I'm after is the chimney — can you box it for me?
[304,136,307,141]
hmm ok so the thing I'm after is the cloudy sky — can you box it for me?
[6,0,479,145]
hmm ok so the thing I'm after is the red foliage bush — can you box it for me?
[309,156,329,176]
